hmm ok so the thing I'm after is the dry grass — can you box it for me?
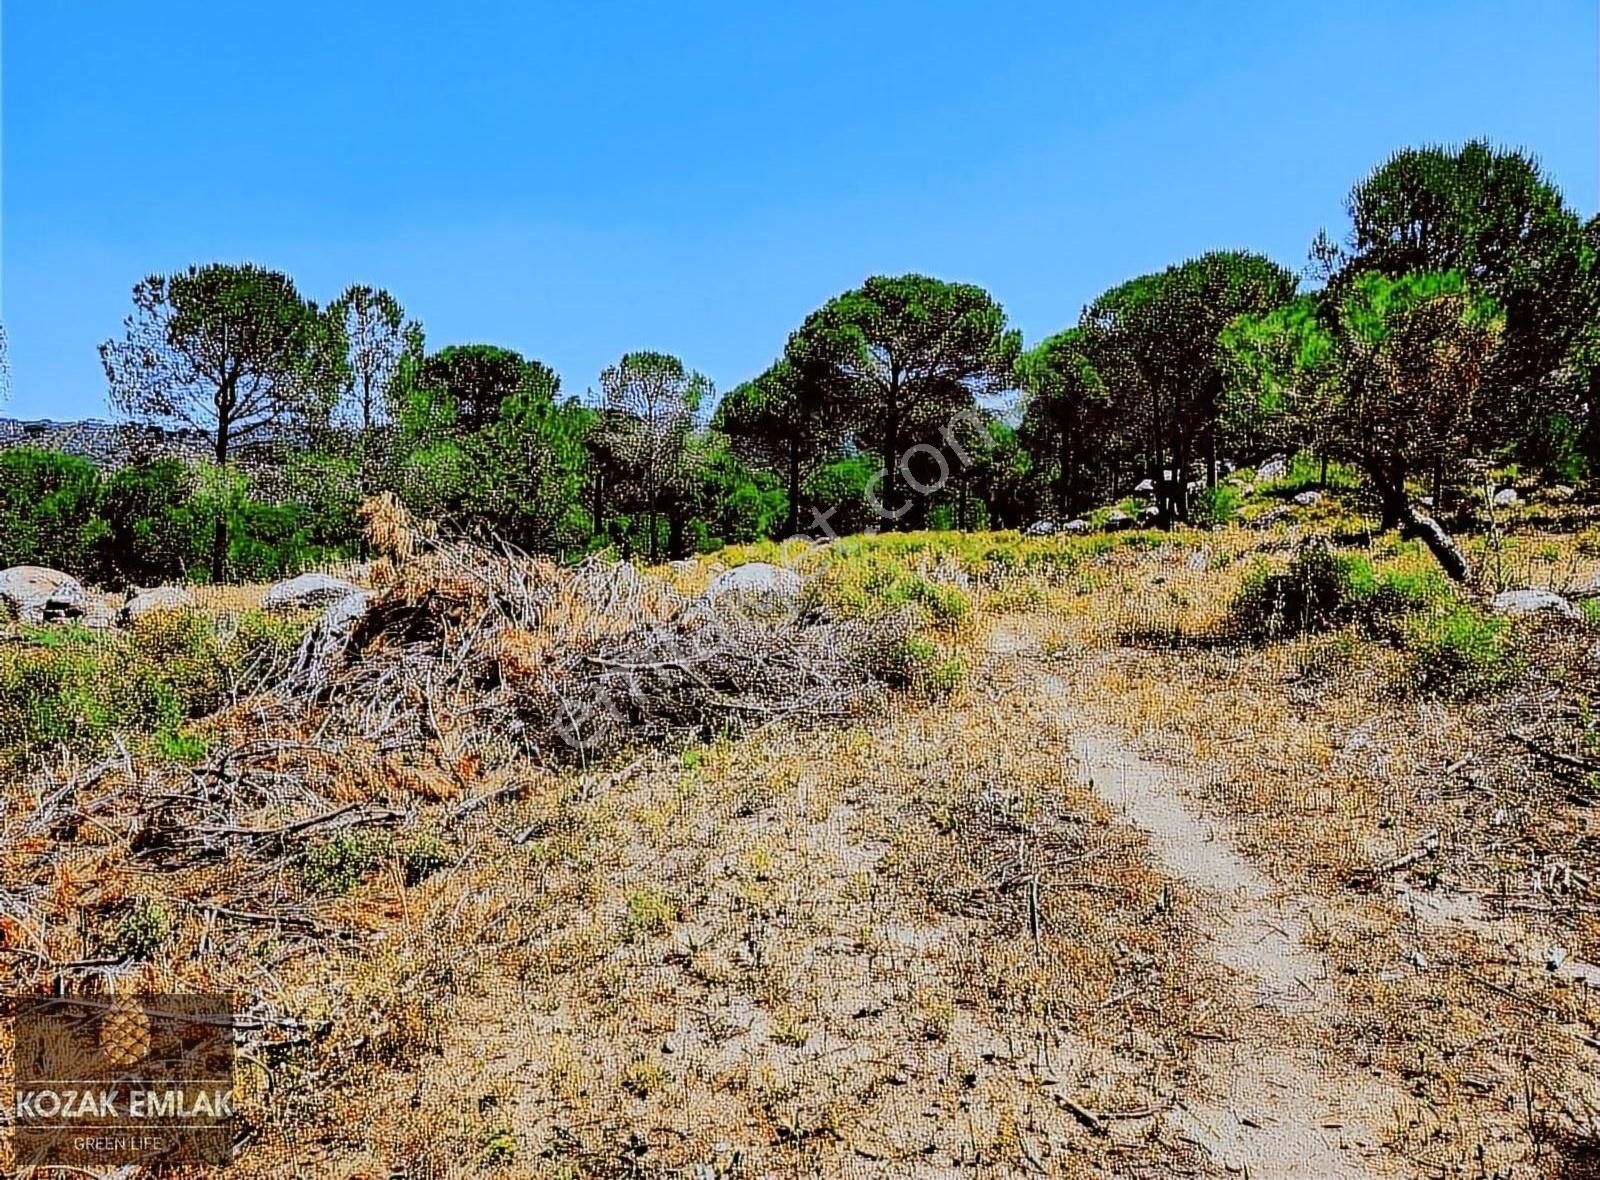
[10,504,1600,1176]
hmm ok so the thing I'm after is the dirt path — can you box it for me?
[992,614,1404,1176]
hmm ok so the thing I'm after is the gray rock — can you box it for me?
[289,591,371,686]
[261,572,363,612]
[1256,454,1289,480]
[698,562,803,619]
[317,591,371,640]
[1545,484,1577,503]
[1136,504,1161,525]
[1102,509,1133,531]
[0,565,86,624]
[1250,506,1293,529]
[1492,487,1519,508]
[118,585,197,625]
[1292,490,1322,506]
[1490,589,1580,619]
[1132,478,1155,495]
[1061,519,1091,534]
[1024,519,1057,536]
[1565,572,1600,600]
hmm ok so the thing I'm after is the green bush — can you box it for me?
[400,830,455,885]
[1229,540,1366,639]
[0,448,106,573]
[96,459,207,587]
[0,610,302,769]
[1400,605,1515,698]
[109,895,174,960]
[302,830,388,896]
[1229,540,1452,641]
[1190,484,1240,527]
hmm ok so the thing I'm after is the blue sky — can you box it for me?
[4,0,1596,419]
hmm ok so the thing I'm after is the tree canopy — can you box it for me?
[785,274,1021,528]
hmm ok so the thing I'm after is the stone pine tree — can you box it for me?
[713,358,840,537]
[1082,252,1296,523]
[1225,270,1504,581]
[785,275,1020,530]
[1338,141,1598,471]
[329,284,419,436]
[598,351,709,562]
[100,262,341,580]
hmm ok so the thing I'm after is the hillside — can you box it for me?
[5,476,1600,1177]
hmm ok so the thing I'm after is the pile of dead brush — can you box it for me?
[291,495,908,765]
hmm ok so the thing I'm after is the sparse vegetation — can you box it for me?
[3,129,1599,1179]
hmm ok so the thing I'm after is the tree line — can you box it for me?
[3,140,1597,585]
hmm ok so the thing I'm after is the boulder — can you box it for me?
[1292,490,1322,507]
[1061,519,1091,534]
[1250,506,1293,529]
[1489,589,1580,619]
[317,591,371,642]
[1256,454,1289,480]
[0,566,86,624]
[261,572,363,612]
[119,585,197,626]
[1492,487,1519,508]
[697,562,803,620]
[1132,478,1156,495]
[289,592,371,686]
[1136,504,1161,526]
[1102,509,1133,531]
[1024,520,1057,536]
[1545,484,1577,503]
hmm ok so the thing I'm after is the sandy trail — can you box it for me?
[992,615,1401,1176]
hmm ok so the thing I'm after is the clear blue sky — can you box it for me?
[4,0,1596,420]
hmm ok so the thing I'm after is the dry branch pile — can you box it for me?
[295,497,905,764]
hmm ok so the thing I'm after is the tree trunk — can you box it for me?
[957,470,968,531]
[1370,466,1471,583]
[1058,431,1071,515]
[1207,425,1218,489]
[1403,511,1473,583]
[786,440,801,538]
[210,409,231,583]
[882,371,901,531]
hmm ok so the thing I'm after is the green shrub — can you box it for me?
[1400,605,1515,698]
[1229,540,1366,639]
[0,610,302,769]
[400,830,455,885]
[1229,540,1452,642]
[1190,484,1240,527]
[0,448,107,573]
[624,888,676,941]
[302,830,387,897]
[109,895,174,960]
[96,459,207,587]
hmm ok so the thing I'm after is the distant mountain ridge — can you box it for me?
[0,416,212,467]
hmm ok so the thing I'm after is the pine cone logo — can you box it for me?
[98,1000,153,1067]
